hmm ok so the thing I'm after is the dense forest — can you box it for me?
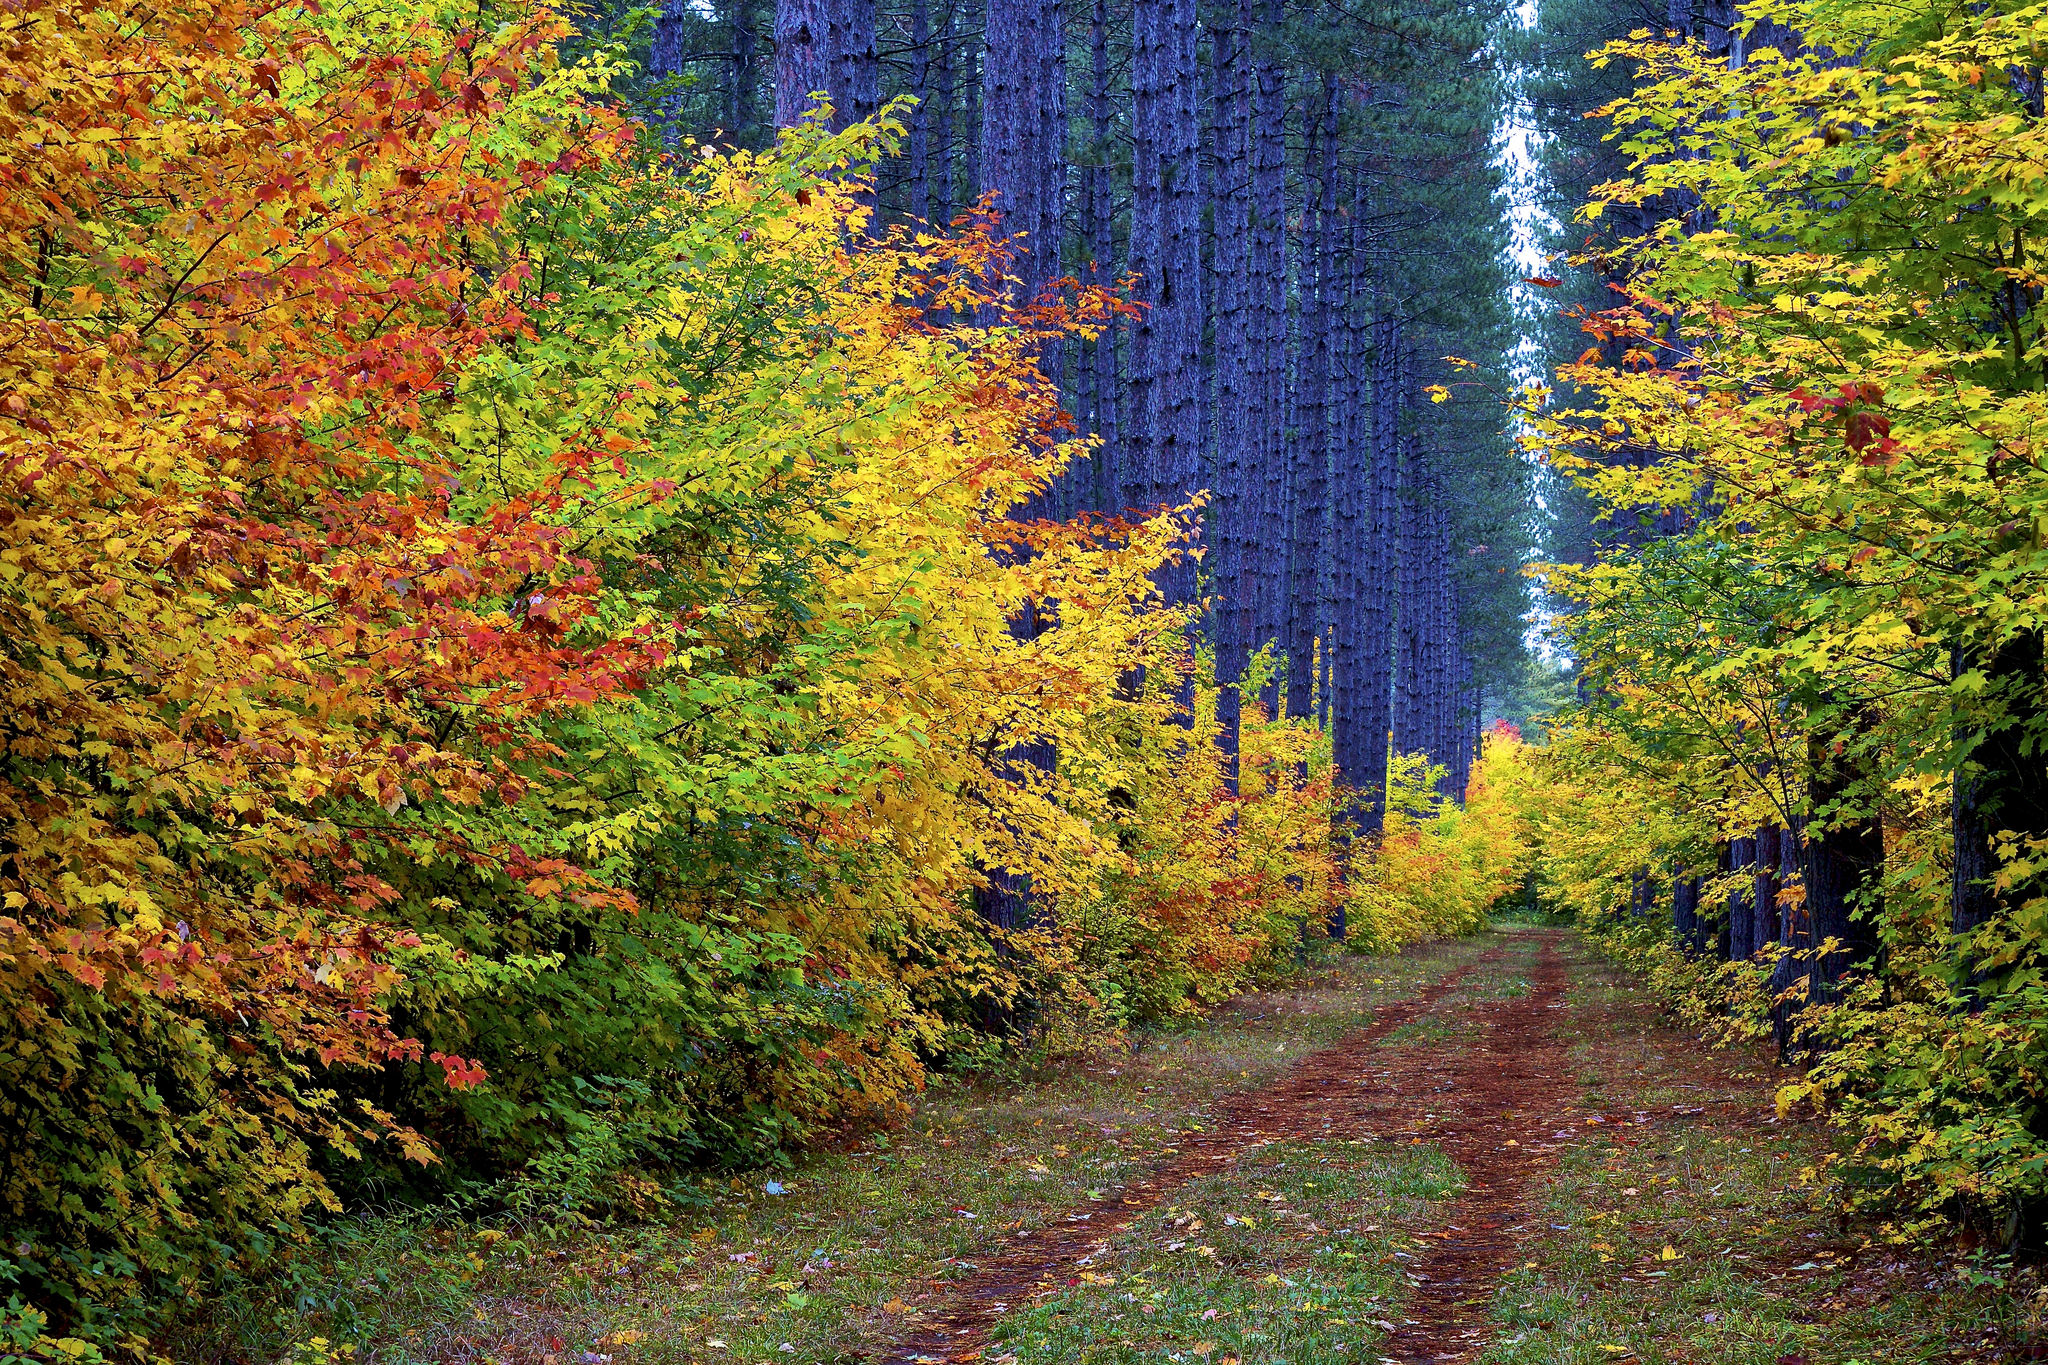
[9,0,2048,1353]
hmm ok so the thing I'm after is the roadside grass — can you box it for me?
[173,939,1494,1365]
[1377,1016,1456,1047]
[991,1139,1465,1365]
[1474,955,2030,1365]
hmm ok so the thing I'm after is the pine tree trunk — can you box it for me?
[775,0,828,128]
[1673,873,1699,957]
[962,0,982,200]
[1129,0,1200,643]
[1772,720,1881,1055]
[1085,0,1119,512]
[775,0,874,132]
[650,0,688,138]
[730,0,759,143]
[1329,168,1366,821]
[910,0,931,222]
[1357,302,1400,833]
[1727,835,1756,961]
[1284,75,1335,729]
[831,0,879,132]
[1126,0,1162,515]
[1752,823,1782,956]
[1804,720,1884,1003]
[1248,0,1287,717]
[1394,430,1426,761]
[972,0,1067,932]
[1162,0,1201,618]
[1768,815,1809,1053]
[1210,4,1251,790]
[935,0,956,217]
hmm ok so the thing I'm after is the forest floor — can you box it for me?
[192,927,2041,1365]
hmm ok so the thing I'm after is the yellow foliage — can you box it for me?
[1349,730,1535,951]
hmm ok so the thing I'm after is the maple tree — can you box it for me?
[0,0,667,1321]
[1521,0,2048,1235]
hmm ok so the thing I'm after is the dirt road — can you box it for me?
[887,934,1588,1365]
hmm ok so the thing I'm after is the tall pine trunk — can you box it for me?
[1394,429,1426,762]
[1162,0,1201,607]
[910,0,932,223]
[1727,834,1757,961]
[1129,0,1201,654]
[1806,719,1885,1004]
[935,0,956,218]
[1773,714,1881,1055]
[1752,824,1783,957]
[1357,301,1400,832]
[774,0,875,133]
[1768,815,1809,1052]
[729,0,759,143]
[971,0,1067,932]
[1210,2,1252,789]
[1248,0,1287,717]
[980,0,1064,307]
[775,0,827,128]
[1284,74,1336,728]
[1083,0,1119,513]
[1126,0,1162,514]
[1334,169,1388,856]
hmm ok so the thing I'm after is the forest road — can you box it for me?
[1367,936,1576,1365]
[885,932,1583,1365]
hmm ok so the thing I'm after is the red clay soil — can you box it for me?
[884,947,1552,1364]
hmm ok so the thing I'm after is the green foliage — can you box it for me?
[1517,0,2048,1239]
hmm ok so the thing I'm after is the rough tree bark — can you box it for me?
[1394,430,1427,762]
[774,0,876,132]
[728,0,758,143]
[1126,0,1162,514]
[910,0,931,223]
[831,0,879,132]
[1082,0,1119,512]
[1805,720,1885,1000]
[935,0,955,217]
[1751,823,1782,957]
[1770,716,1881,1055]
[1129,0,1201,654]
[971,0,1067,932]
[1673,873,1701,957]
[1161,0,1201,596]
[1727,834,1757,961]
[1330,168,1369,830]
[1248,0,1287,717]
[1285,74,1336,729]
[1355,301,1400,833]
[1210,1,1251,789]
[1767,815,1809,1051]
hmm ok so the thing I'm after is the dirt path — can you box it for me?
[886,933,1597,1365]
[1364,938,1578,1364]
[886,951,1504,1363]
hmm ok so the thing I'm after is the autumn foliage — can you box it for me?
[0,0,1490,1342]
[0,0,1532,1342]
[1520,0,2048,1240]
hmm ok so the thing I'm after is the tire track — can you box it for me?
[884,951,1504,1363]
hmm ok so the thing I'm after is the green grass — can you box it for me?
[992,1140,1465,1365]
[1472,958,2028,1365]
[170,934,2043,1365]
[171,940,1496,1365]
